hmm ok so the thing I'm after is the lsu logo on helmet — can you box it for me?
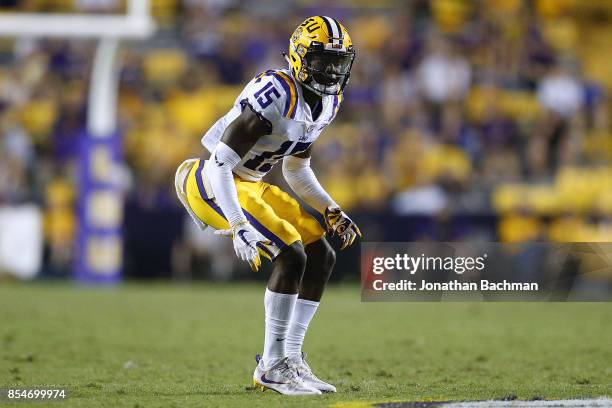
[287,16,355,96]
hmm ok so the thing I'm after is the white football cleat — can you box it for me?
[253,355,322,396]
[289,353,337,393]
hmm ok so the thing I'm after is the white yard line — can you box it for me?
[443,398,612,407]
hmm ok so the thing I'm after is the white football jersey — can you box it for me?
[201,68,342,182]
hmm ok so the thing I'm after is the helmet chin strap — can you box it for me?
[302,77,331,98]
[282,52,291,66]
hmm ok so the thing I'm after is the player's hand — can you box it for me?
[324,205,362,250]
[215,221,270,272]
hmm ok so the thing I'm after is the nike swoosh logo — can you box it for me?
[276,338,284,342]
[261,374,287,385]
[214,154,224,167]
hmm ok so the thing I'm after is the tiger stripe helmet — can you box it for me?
[287,16,355,96]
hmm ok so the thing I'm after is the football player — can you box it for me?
[175,16,360,395]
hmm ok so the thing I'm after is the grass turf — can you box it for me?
[0,283,610,407]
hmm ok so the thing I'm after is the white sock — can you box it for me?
[286,298,319,359]
[262,288,297,369]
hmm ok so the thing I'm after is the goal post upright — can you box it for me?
[0,1,156,283]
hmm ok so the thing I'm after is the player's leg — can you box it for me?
[182,160,319,394]
[267,241,306,293]
[252,243,321,395]
[260,183,334,299]
[258,241,304,370]
[185,159,303,364]
[285,238,335,360]
[288,237,338,393]
[233,183,304,367]
[234,183,322,395]
[260,184,337,392]
[300,238,336,301]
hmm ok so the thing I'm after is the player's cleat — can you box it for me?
[289,353,337,393]
[253,354,322,395]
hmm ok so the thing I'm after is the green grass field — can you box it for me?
[0,283,610,407]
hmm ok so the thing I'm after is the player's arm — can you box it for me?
[282,146,335,213]
[282,147,361,249]
[208,104,272,271]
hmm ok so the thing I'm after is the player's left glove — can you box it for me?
[324,205,362,250]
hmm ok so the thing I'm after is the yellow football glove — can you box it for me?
[324,206,362,250]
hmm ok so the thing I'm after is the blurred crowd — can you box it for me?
[0,0,611,278]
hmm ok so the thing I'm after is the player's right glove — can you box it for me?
[215,221,270,272]
[324,205,362,250]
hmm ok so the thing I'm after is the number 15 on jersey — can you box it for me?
[254,82,281,109]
